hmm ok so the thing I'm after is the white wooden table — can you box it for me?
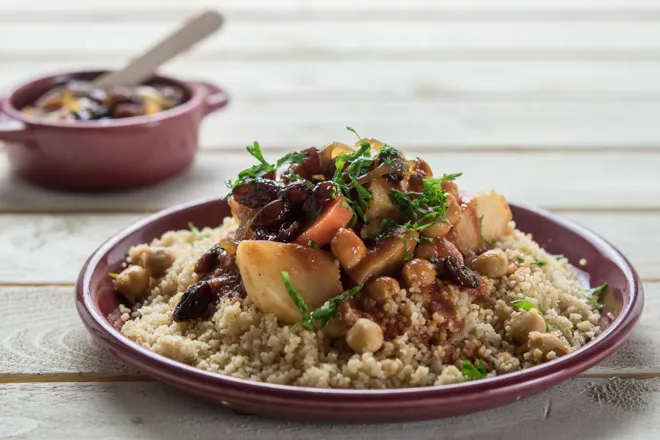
[1,1,659,438]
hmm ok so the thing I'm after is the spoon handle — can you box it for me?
[92,10,223,89]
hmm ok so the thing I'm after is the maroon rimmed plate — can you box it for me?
[76,198,643,423]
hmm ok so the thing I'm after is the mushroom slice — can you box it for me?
[448,191,512,255]
[236,241,343,324]
[349,230,419,284]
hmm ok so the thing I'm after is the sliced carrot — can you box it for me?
[295,197,354,247]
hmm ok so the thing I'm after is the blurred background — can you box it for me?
[3,0,660,151]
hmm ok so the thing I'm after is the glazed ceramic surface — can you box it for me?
[0,70,229,191]
[76,198,643,423]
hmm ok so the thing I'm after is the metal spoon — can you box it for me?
[92,10,223,89]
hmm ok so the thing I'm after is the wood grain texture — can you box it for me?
[1,378,659,439]
[0,212,657,283]
[0,285,657,378]
[1,152,660,213]
[4,0,660,17]
[4,60,660,100]
[6,21,660,60]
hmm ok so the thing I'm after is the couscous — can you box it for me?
[115,130,605,389]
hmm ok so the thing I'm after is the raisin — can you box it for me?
[302,181,336,212]
[274,221,301,242]
[194,244,222,275]
[173,281,214,322]
[232,178,282,208]
[279,180,312,206]
[439,256,480,288]
[250,199,291,229]
[383,173,403,183]
[292,147,323,179]
[112,103,145,118]
[408,173,425,193]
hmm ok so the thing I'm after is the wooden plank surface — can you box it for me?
[6,21,660,60]
[0,0,657,436]
[1,378,659,439]
[5,60,660,99]
[1,284,656,378]
[1,151,659,213]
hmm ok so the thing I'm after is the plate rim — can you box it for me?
[75,197,644,402]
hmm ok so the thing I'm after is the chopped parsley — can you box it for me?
[512,299,549,331]
[438,172,463,181]
[478,215,493,246]
[282,271,363,330]
[389,178,451,233]
[531,260,547,268]
[108,272,119,279]
[188,222,210,239]
[307,239,318,248]
[310,284,363,328]
[226,141,308,189]
[281,271,313,331]
[515,256,525,264]
[461,359,488,381]
[555,255,566,261]
[584,283,608,310]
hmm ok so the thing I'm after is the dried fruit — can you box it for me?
[232,178,282,208]
[439,255,480,288]
[173,281,214,322]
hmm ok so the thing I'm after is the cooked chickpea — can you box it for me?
[364,277,401,301]
[444,194,461,226]
[527,331,571,357]
[346,318,384,353]
[402,259,437,288]
[138,246,175,278]
[510,309,546,344]
[331,228,367,269]
[471,249,509,278]
[113,266,151,300]
[420,194,461,238]
[441,180,460,201]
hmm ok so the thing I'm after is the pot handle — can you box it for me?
[189,81,230,116]
[0,101,29,141]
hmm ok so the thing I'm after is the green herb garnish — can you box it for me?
[515,256,525,264]
[439,172,463,181]
[307,240,318,248]
[310,284,363,328]
[555,255,566,261]
[108,272,119,279]
[531,260,547,268]
[346,126,371,149]
[584,283,608,310]
[226,141,308,189]
[511,300,549,331]
[389,178,453,233]
[282,271,363,330]
[461,359,488,381]
[188,222,210,239]
[281,271,313,331]
[477,215,494,246]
